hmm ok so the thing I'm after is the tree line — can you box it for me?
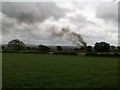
[1,39,120,57]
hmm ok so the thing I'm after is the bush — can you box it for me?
[85,52,120,57]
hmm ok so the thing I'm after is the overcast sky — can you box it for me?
[1,0,119,46]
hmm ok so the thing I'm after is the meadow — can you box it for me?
[2,53,119,88]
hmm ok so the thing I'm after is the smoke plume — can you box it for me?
[50,25,86,46]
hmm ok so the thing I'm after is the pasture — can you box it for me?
[2,53,119,88]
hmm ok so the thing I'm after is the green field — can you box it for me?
[2,53,119,88]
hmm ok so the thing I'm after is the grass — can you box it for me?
[2,53,119,88]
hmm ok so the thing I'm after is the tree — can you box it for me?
[87,46,93,52]
[110,45,116,51]
[26,47,31,50]
[94,42,110,52]
[7,39,25,52]
[117,46,120,51]
[56,46,63,52]
[94,42,100,52]
[74,48,80,53]
[1,45,5,50]
[38,45,50,53]
[80,46,86,51]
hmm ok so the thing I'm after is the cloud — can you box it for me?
[2,0,115,2]
[96,3,118,23]
[2,2,66,24]
[1,2,118,46]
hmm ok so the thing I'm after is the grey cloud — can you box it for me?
[69,14,96,29]
[2,14,17,34]
[96,3,118,23]
[2,2,70,45]
[2,2,66,24]
[2,13,86,46]
[118,3,120,26]
[1,14,76,45]
[2,2,118,46]
[69,15,87,27]
[2,14,42,43]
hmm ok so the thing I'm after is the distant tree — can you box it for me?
[26,46,36,50]
[32,47,35,50]
[101,42,110,52]
[110,46,116,51]
[7,39,25,52]
[26,47,31,50]
[56,46,63,52]
[87,46,93,52]
[80,46,86,51]
[117,46,120,51]
[74,48,80,53]
[1,45,5,50]
[38,45,50,52]
[94,42,110,52]
[94,42,100,52]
